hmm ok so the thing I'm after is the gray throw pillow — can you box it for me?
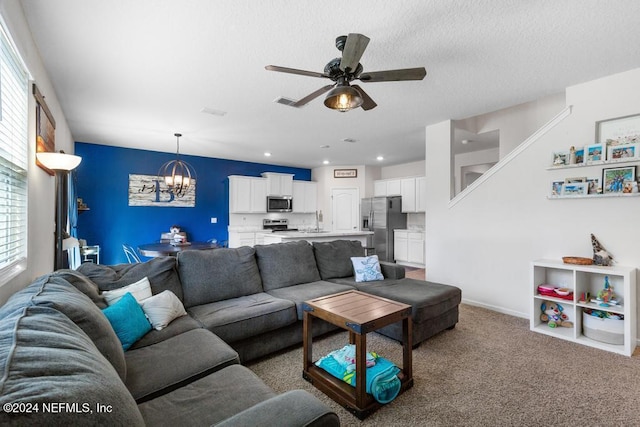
[177,247,263,308]
[78,256,184,301]
[254,241,321,291]
[313,240,365,279]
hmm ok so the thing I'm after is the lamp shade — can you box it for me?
[37,152,82,171]
[324,84,363,112]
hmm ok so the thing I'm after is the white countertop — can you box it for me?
[258,230,373,239]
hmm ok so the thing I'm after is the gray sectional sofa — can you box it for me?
[0,240,461,426]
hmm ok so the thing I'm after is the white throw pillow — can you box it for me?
[103,277,153,306]
[350,255,384,283]
[140,290,187,331]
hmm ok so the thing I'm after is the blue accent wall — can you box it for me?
[74,142,311,265]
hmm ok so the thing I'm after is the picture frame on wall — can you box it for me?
[333,168,357,178]
[596,113,640,146]
[574,147,585,164]
[561,182,588,197]
[602,166,636,194]
[550,181,564,197]
[607,143,638,161]
[585,143,605,163]
[586,178,600,194]
[564,176,587,184]
[33,84,57,176]
[551,151,569,166]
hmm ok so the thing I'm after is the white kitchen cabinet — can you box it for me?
[416,177,427,212]
[228,231,260,248]
[261,172,294,196]
[292,181,317,213]
[401,178,416,212]
[394,229,424,266]
[374,179,402,197]
[229,176,267,213]
[531,259,636,356]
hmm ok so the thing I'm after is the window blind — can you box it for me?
[0,23,28,273]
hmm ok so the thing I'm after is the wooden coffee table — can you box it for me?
[302,290,413,420]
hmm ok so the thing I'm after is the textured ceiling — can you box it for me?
[19,0,640,168]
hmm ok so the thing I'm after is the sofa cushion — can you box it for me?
[102,292,153,351]
[129,314,202,350]
[78,256,184,301]
[51,269,108,307]
[351,255,384,282]
[0,306,144,426]
[138,364,276,426]
[103,276,152,305]
[177,246,263,308]
[125,328,239,402]
[0,274,127,382]
[356,278,462,323]
[254,241,321,291]
[313,240,365,279]
[187,293,297,343]
[266,281,355,319]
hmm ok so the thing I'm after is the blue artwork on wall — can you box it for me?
[74,142,311,265]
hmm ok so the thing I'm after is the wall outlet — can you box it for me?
[210,217,217,224]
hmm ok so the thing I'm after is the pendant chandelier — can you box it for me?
[158,133,196,198]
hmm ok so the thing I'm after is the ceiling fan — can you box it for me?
[265,33,427,112]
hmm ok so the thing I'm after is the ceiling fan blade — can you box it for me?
[292,85,335,107]
[352,85,377,111]
[339,33,370,73]
[265,65,328,79]
[359,67,427,82]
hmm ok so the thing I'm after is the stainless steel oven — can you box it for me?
[266,196,292,212]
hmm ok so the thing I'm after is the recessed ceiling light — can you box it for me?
[342,138,357,143]
[323,160,330,165]
[200,107,227,117]
[320,145,330,149]
[264,152,272,157]
[376,156,384,161]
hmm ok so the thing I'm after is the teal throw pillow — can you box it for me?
[350,255,384,282]
[102,292,152,350]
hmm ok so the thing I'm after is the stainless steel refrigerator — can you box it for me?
[361,196,407,262]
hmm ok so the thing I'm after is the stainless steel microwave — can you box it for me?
[267,196,293,212]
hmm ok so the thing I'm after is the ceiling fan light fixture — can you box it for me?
[324,84,363,112]
[158,133,197,198]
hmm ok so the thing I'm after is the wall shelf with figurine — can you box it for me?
[547,113,640,198]
[531,259,637,356]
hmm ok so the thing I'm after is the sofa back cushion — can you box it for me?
[0,306,144,426]
[0,274,127,382]
[78,256,184,301]
[177,247,263,308]
[254,241,321,291]
[312,240,365,279]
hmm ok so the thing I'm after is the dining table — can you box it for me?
[137,241,218,257]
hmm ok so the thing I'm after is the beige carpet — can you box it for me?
[247,303,640,426]
[404,267,425,280]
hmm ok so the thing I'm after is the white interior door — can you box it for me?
[331,188,359,232]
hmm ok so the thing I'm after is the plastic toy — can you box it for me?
[597,276,614,303]
[540,301,573,328]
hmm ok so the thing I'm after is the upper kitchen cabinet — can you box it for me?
[400,177,426,213]
[292,181,317,213]
[229,175,267,213]
[261,172,294,196]
[374,179,402,197]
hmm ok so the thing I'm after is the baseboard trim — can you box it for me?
[461,298,528,319]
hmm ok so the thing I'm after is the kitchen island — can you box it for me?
[259,230,373,246]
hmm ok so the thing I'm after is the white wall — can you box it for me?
[454,148,499,194]
[312,165,370,230]
[425,68,640,331]
[0,0,75,304]
[381,160,425,179]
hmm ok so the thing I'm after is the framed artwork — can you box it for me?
[128,174,196,207]
[33,84,57,175]
[586,178,600,194]
[551,151,569,166]
[334,168,357,178]
[602,166,636,194]
[596,113,640,146]
[561,182,588,197]
[564,177,586,184]
[574,147,585,164]
[607,143,638,161]
[585,143,605,163]
[550,181,564,197]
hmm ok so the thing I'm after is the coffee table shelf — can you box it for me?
[302,290,413,420]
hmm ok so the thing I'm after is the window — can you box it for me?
[0,22,29,281]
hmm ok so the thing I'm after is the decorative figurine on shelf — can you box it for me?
[597,276,615,303]
[591,233,613,266]
[540,301,573,328]
[569,146,576,164]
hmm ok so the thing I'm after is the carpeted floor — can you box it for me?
[247,303,640,426]
[403,267,425,280]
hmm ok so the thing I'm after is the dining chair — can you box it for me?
[122,244,142,263]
